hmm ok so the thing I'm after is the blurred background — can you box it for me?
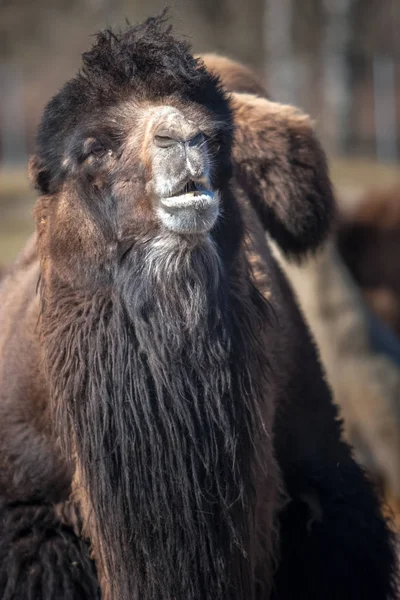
[2,0,400,524]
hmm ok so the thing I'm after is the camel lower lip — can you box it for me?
[157,191,219,234]
[160,191,215,210]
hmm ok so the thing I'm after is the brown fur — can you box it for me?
[212,46,400,511]
[202,54,335,258]
[205,53,400,509]
[200,54,269,98]
[0,25,397,600]
[209,51,398,600]
[338,184,400,337]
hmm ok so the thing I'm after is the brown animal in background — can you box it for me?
[0,16,397,600]
[338,184,400,338]
[199,54,269,97]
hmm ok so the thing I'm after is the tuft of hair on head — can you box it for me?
[81,10,201,93]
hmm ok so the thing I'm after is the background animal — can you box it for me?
[197,54,269,97]
[0,17,397,600]
[338,184,400,339]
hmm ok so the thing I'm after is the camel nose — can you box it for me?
[153,127,205,149]
[151,113,209,190]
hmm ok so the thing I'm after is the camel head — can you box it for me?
[31,15,237,291]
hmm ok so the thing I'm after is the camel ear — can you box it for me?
[230,92,335,259]
[200,53,269,97]
[28,155,51,195]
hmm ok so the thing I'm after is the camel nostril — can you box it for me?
[188,132,205,147]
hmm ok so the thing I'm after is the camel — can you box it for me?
[338,184,400,339]
[0,16,397,600]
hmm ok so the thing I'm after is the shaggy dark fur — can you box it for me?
[210,53,399,600]
[42,238,275,600]
[233,94,335,258]
[0,15,397,600]
[248,223,399,600]
[0,502,99,600]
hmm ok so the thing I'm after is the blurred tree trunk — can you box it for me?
[264,0,296,104]
[320,0,354,154]
[0,61,26,167]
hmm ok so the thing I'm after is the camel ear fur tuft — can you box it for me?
[231,92,335,260]
[28,155,51,195]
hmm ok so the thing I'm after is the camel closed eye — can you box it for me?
[83,138,113,161]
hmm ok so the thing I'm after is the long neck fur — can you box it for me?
[41,232,275,600]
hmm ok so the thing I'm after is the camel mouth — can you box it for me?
[158,182,219,234]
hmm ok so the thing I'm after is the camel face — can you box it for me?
[59,100,223,239]
[31,25,234,290]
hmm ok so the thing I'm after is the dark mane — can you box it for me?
[42,235,277,600]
